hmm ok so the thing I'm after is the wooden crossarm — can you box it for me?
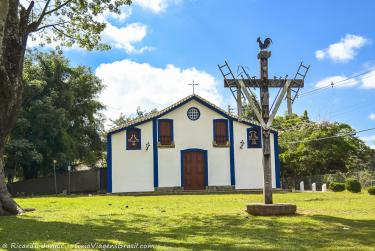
[224,79,304,88]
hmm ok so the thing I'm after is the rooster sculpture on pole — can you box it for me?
[257,37,272,50]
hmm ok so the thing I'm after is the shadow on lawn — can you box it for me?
[1,213,374,250]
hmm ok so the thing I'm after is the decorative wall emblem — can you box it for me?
[128,133,139,146]
[247,127,262,148]
[126,127,141,150]
[249,130,259,145]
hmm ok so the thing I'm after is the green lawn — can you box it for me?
[0,192,375,250]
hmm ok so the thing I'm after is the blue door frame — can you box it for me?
[180,149,208,188]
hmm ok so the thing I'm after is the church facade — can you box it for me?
[107,94,281,193]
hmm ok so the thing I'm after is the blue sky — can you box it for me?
[30,0,375,148]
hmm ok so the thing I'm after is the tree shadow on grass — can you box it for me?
[0,213,374,250]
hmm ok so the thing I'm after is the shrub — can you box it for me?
[345,178,362,193]
[368,187,375,195]
[329,182,345,192]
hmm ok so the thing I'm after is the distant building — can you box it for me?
[107,94,280,193]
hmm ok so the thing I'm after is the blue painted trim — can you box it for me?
[126,127,141,150]
[108,96,263,136]
[106,134,112,193]
[274,131,281,188]
[229,119,235,186]
[180,151,184,187]
[213,119,229,142]
[157,119,174,143]
[181,149,208,188]
[152,119,159,188]
[247,125,262,148]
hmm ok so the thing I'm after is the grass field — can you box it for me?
[0,192,375,250]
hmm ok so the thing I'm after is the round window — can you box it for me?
[187,107,200,121]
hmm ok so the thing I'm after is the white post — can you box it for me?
[67,165,71,194]
[312,183,316,192]
[53,160,57,194]
[322,184,327,192]
[300,181,304,192]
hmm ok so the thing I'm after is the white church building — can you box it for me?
[106,94,281,193]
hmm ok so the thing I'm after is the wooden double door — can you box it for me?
[182,150,206,190]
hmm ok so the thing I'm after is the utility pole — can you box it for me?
[219,37,310,205]
[258,50,273,204]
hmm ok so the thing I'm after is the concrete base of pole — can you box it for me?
[246,203,297,216]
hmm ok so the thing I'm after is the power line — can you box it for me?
[285,127,375,144]
[297,68,375,99]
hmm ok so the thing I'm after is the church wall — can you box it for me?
[233,121,277,189]
[109,96,279,193]
[111,121,154,193]
[157,99,231,188]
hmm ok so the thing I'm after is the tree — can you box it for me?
[109,107,158,129]
[273,112,375,181]
[5,51,105,181]
[241,95,261,121]
[0,0,131,215]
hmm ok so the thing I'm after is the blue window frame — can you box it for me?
[126,127,141,150]
[213,119,229,146]
[247,126,262,148]
[158,119,174,145]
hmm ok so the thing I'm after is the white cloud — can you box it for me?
[101,22,152,53]
[315,75,358,88]
[27,21,151,54]
[315,50,325,60]
[95,59,222,122]
[360,69,375,89]
[360,135,375,149]
[369,113,375,121]
[96,7,133,22]
[315,34,369,62]
[134,0,180,13]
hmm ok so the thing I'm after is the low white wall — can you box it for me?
[111,121,154,192]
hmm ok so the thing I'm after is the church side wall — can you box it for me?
[158,99,231,188]
[111,121,154,193]
[233,121,277,189]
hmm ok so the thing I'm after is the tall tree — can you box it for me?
[0,0,131,215]
[5,52,105,181]
[109,107,158,129]
[273,113,375,179]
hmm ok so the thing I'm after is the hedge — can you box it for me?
[345,178,362,193]
[329,182,345,192]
